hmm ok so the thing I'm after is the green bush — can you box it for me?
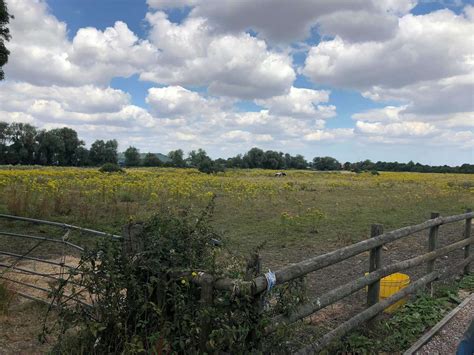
[458,273,474,291]
[197,158,225,174]
[47,204,271,354]
[98,163,124,173]
[334,282,470,354]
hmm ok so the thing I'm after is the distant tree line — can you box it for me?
[1,122,473,173]
[0,122,117,166]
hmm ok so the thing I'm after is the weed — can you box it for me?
[458,273,474,291]
[334,274,474,353]
[98,163,123,173]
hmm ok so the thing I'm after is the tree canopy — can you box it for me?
[0,121,472,174]
[0,0,12,81]
[124,146,141,167]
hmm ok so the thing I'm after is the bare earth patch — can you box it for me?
[0,297,56,355]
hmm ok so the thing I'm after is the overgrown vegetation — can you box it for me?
[98,162,124,173]
[1,167,472,256]
[333,273,474,353]
[42,204,304,354]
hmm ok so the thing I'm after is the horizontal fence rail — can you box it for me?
[0,231,84,251]
[204,211,474,295]
[296,256,473,354]
[266,236,474,333]
[0,214,121,309]
[0,250,77,269]
[0,214,122,239]
[251,212,474,295]
[0,210,472,354]
[194,209,473,352]
[0,263,83,286]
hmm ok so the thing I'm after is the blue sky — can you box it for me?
[1,0,473,165]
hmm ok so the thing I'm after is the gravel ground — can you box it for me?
[417,296,474,355]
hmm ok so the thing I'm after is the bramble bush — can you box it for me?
[44,202,306,354]
[99,163,123,173]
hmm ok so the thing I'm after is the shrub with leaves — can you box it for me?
[45,203,298,354]
[334,288,463,353]
[458,273,474,291]
[98,162,123,173]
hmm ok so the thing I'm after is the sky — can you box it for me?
[1,0,473,165]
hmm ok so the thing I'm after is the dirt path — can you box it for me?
[417,296,474,354]
[0,299,56,355]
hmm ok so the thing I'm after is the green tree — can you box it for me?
[168,149,185,167]
[51,127,84,165]
[27,127,85,166]
[0,0,12,81]
[6,123,37,164]
[0,121,8,163]
[243,147,265,168]
[75,146,90,166]
[36,129,64,165]
[198,156,224,174]
[226,154,244,168]
[262,150,285,169]
[188,148,209,167]
[312,156,342,171]
[90,139,118,165]
[143,153,162,167]
[291,154,308,169]
[89,140,106,165]
[104,140,118,164]
[124,146,141,167]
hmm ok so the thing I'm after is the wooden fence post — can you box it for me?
[367,224,383,308]
[427,212,440,294]
[464,208,472,275]
[121,222,144,257]
[199,274,214,353]
[245,252,263,350]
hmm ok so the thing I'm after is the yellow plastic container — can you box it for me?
[380,273,410,313]
[366,272,411,313]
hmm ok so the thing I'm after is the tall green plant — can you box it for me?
[45,204,268,353]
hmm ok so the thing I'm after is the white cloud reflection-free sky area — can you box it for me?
[1,0,473,165]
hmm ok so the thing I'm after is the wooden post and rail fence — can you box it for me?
[0,209,473,353]
[194,208,473,353]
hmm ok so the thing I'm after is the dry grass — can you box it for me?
[0,256,84,354]
[1,256,82,302]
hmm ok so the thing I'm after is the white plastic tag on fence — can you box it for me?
[265,269,276,292]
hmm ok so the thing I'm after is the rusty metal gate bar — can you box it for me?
[0,213,120,307]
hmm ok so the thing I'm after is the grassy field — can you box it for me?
[0,167,473,353]
[0,166,472,262]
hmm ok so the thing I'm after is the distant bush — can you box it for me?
[371,170,380,176]
[198,158,225,174]
[99,163,123,173]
